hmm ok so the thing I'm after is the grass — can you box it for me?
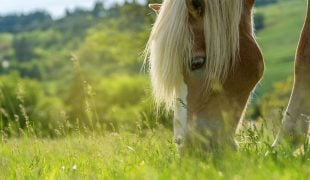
[1,0,310,179]
[0,126,309,179]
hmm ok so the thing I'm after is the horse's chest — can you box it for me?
[225,37,264,94]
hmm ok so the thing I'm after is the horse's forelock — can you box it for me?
[146,0,192,109]
[145,0,243,109]
[203,0,243,88]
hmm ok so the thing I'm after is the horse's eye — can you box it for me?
[190,56,206,71]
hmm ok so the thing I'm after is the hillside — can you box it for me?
[256,0,307,93]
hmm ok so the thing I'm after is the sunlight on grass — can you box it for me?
[0,126,309,179]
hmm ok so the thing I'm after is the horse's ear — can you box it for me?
[149,4,162,14]
[186,0,205,19]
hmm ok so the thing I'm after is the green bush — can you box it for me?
[247,77,293,139]
[0,73,66,137]
[93,75,171,132]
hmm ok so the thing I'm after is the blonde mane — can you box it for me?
[145,0,243,109]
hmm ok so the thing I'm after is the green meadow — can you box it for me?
[1,129,309,179]
[0,0,309,179]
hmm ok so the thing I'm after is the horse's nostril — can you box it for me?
[191,56,206,71]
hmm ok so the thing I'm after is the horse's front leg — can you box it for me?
[173,81,188,151]
[274,1,310,147]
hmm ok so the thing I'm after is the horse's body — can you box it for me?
[146,0,310,150]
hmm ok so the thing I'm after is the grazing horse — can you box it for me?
[273,0,310,147]
[146,0,309,150]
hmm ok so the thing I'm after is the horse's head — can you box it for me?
[147,0,263,150]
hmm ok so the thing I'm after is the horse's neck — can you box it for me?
[298,1,310,33]
[307,0,310,21]
[296,0,310,67]
[239,2,253,36]
[301,1,310,36]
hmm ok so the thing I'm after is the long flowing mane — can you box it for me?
[145,0,243,109]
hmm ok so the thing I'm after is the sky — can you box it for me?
[0,0,143,18]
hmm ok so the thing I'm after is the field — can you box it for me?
[0,128,309,179]
[1,0,310,179]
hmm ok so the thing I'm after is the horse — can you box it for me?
[145,0,310,151]
[273,0,310,147]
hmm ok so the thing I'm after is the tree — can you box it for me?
[0,11,52,33]
[12,36,36,62]
[92,1,105,17]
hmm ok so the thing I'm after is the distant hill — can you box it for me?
[255,0,306,93]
